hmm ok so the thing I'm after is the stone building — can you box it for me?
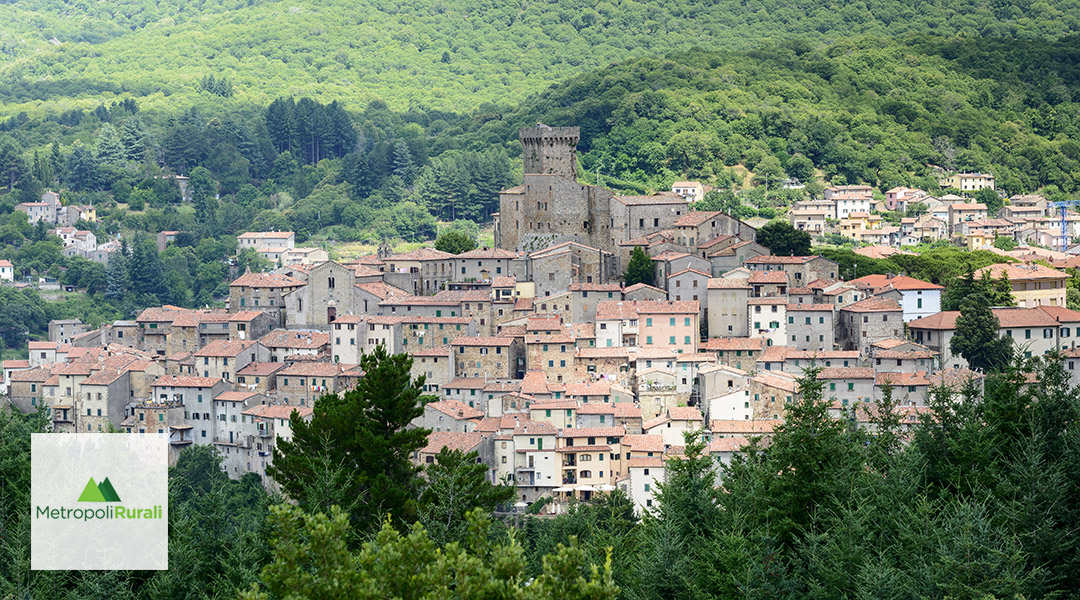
[707,278,751,338]
[228,272,306,328]
[785,304,836,351]
[838,297,905,355]
[451,336,523,379]
[284,261,362,327]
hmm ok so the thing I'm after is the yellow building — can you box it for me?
[976,263,1067,308]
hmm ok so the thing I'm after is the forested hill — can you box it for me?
[1,0,1080,114]
[458,36,1080,195]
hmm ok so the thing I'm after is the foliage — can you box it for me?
[417,448,516,547]
[433,229,477,255]
[942,263,1015,310]
[993,234,1017,251]
[243,505,619,600]
[268,346,434,533]
[755,220,811,256]
[623,246,655,287]
[951,293,1014,373]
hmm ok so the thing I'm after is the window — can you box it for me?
[847,383,854,391]
[646,318,653,327]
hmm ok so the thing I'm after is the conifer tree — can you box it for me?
[623,246,655,287]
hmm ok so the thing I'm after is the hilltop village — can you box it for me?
[4,125,1079,515]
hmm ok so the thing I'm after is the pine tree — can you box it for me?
[951,293,1012,373]
[94,123,124,166]
[623,246,655,287]
[268,346,434,532]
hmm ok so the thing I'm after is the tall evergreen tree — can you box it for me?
[951,293,1013,373]
[623,246,655,287]
[269,346,434,532]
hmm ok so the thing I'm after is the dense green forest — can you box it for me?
[4,348,1080,599]
[2,0,1079,115]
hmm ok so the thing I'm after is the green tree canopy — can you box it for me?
[268,346,434,532]
[755,220,812,256]
[951,293,1013,373]
[623,246,655,287]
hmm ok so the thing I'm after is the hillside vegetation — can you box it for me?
[1,0,1080,115]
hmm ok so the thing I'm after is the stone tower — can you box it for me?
[520,123,579,180]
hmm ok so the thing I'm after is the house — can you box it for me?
[885,187,927,212]
[838,297,905,355]
[975,262,1067,309]
[0,259,13,282]
[785,303,836,351]
[671,181,705,204]
[849,274,944,322]
[451,336,521,379]
[228,272,306,328]
[832,193,873,220]
[237,231,296,261]
[743,255,840,286]
[707,277,751,338]
[414,399,484,432]
[259,329,330,362]
[909,306,1080,369]
[947,203,989,234]
[939,172,995,192]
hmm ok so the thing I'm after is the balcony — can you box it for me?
[562,455,577,467]
[562,473,577,485]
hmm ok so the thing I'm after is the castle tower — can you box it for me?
[520,123,579,181]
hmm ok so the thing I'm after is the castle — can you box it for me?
[495,124,753,262]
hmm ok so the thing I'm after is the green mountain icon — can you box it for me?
[78,477,106,502]
[98,478,120,502]
[77,477,121,502]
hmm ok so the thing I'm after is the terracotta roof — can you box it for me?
[709,419,780,434]
[230,272,305,288]
[559,426,625,438]
[456,247,518,260]
[910,307,1065,330]
[215,391,261,402]
[708,278,751,289]
[707,436,751,453]
[194,340,258,358]
[786,303,834,312]
[702,338,765,352]
[851,274,943,291]
[9,366,52,382]
[446,377,488,389]
[817,367,875,380]
[669,406,703,421]
[427,400,484,420]
[745,255,820,265]
[1035,305,1080,323]
[386,248,455,262]
[622,434,666,452]
[355,281,411,300]
[237,362,285,376]
[748,271,788,284]
[238,231,294,239]
[628,456,665,468]
[669,268,711,279]
[81,368,129,386]
[612,193,687,206]
[747,297,787,305]
[752,370,800,393]
[875,371,931,386]
[152,375,222,388]
[450,336,514,347]
[596,301,639,320]
[673,211,722,227]
[575,347,632,358]
[565,382,611,396]
[635,300,699,314]
[259,330,330,349]
[229,310,267,322]
[613,403,642,418]
[976,262,1066,281]
[278,362,348,377]
[243,404,314,419]
[514,421,557,436]
[840,297,902,313]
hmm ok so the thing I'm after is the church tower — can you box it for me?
[520,123,579,180]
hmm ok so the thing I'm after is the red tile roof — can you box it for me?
[229,272,305,288]
[152,375,223,388]
[840,297,902,313]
